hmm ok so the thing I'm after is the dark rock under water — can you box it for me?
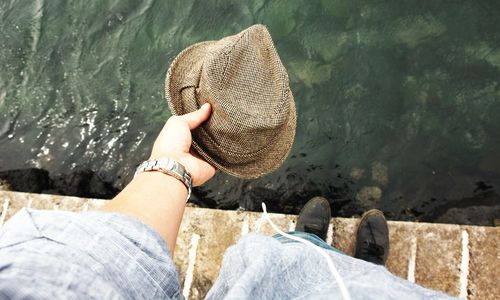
[0,168,118,199]
[1,168,498,227]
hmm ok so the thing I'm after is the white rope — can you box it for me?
[260,202,352,300]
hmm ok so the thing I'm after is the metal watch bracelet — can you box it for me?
[134,158,192,201]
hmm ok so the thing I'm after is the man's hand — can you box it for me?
[150,103,216,186]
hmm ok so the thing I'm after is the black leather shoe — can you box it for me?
[295,197,331,241]
[354,209,389,266]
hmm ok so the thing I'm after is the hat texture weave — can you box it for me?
[165,24,296,179]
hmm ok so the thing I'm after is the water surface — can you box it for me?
[1,0,499,224]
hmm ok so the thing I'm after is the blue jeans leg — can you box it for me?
[273,231,345,255]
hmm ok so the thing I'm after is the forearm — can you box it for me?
[100,104,214,254]
[101,171,187,253]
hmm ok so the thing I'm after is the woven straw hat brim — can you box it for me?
[165,31,296,179]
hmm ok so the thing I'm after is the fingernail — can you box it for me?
[202,103,210,109]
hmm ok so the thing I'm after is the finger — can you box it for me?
[189,149,218,171]
[189,149,207,161]
[188,150,217,185]
[192,158,217,186]
[181,103,212,130]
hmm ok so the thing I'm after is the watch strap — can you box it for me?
[134,158,192,201]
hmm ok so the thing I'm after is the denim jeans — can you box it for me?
[273,231,345,255]
[0,209,455,300]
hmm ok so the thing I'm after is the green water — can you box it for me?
[1,0,499,224]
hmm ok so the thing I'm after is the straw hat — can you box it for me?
[165,24,296,179]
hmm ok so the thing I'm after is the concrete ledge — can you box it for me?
[1,191,499,299]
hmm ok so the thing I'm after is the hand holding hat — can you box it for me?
[165,24,296,179]
[150,103,216,186]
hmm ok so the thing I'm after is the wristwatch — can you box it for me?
[134,158,192,201]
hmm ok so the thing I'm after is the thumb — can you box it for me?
[181,103,212,129]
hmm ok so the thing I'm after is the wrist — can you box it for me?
[149,152,191,173]
[131,171,188,205]
[150,150,182,162]
[137,156,193,201]
[149,152,180,162]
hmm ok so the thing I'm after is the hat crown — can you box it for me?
[198,25,291,155]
